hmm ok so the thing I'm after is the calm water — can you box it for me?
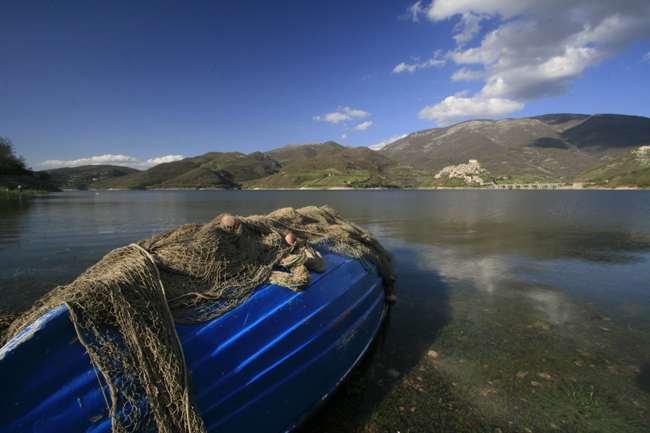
[2,190,650,432]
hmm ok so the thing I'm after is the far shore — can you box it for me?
[99,185,646,191]
[5,185,646,195]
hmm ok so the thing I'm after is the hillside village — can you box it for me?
[434,160,494,186]
[633,145,650,158]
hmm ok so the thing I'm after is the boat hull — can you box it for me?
[0,252,387,433]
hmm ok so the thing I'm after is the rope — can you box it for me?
[65,302,117,429]
[130,243,197,433]
[269,280,306,289]
[280,254,302,267]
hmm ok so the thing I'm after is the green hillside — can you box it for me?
[263,141,346,166]
[91,161,204,189]
[574,146,650,188]
[184,151,280,182]
[246,146,432,189]
[45,165,140,190]
[90,152,280,190]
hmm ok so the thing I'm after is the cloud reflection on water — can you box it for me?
[526,290,574,325]
[434,251,510,295]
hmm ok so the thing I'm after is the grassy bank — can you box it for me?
[1,189,50,195]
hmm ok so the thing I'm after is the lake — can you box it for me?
[2,190,650,432]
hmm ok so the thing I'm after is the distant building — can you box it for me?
[634,145,650,155]
[434,159,491,185]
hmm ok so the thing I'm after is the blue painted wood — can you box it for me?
[0,252,387,433]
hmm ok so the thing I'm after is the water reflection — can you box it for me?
[371,234,650,431]
[0,195,33,245]
[526,290,574,325]
[435,253,511,294]
[2,189,649,321]
[395,219,650,265]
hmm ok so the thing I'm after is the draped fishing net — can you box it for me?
[3,205,394,433]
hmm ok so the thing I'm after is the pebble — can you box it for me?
[428,350,439,358]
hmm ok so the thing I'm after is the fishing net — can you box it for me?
[3,205,394,433]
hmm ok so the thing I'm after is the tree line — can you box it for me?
[0,136,29,175]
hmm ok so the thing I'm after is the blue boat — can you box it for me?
[0,250,390,432]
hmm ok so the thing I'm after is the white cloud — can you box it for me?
[402,0,650,124]
[418,95,524,126]
[341,134,348,139]
[369,133,409,150]
[451,12,486,46]
[403,1,425,22]
[425,0,532,22]
[392,57,446,74]
[35,154,185,170]
[145,155,186,166]
[313,112,349,124]
[643,52,650,63]
[353,121,374,130]
[451,67,485,81]
[313,106,370,124]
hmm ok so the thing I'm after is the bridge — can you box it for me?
[492,183,561,189]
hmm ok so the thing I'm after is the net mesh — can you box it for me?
[3,205,394,433]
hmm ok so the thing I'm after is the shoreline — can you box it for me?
[8,184,646,194]
[58,185,649,192]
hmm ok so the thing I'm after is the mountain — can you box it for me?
[21,112,650,191]
[245,145,432,189]
[263,141,346,167]
[90,152,281,190]
[44,165,140,190]
[379,114,650,183]
[574,145,650,188]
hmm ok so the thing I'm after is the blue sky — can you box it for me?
[2,0,649,170]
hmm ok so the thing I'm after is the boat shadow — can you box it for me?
[304,243,451,432]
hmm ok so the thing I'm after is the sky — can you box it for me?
[1,0,649,170]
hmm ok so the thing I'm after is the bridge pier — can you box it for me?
[493,183,560,189]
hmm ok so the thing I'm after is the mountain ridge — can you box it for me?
[28,112,650,190]
[378,113,650,183]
